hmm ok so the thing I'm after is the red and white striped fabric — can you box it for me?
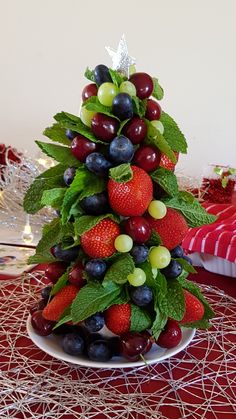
[182,203,236,263]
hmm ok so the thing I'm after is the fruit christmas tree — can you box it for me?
[24,39,216,363]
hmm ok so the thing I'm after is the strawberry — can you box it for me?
[159,152,179,171]
[42,284,79,322]
[81,218,120,258]
[181,290,204,324]
[146,207,188,250]
[104,303,131,335]
[108,165,153,216]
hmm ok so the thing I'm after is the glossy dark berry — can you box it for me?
[62,332,85,356]
[134,145,161,172]
[91,113,119,142]
[182,255,193,265]
[170,246,184,258]
[66,129,77,141]
[85,259,107,279]
[45,261,68,284]
[29,299,46,315]
[156,319,182,348]
[87,340,112,361]
[161,260,183,278]
[130,285,153,307]
[129,72,154,99]
[124,216,151,244]
[123,117,147,144]
[140,330,153,353]
[82,83,98,102]
[130,245,149,264]
[84,313,105,332]
[94,64,112,86]
[80,192,108,215]
[63,167,76,186]
[120,332,150,361]
[145,99,161,121]
[109,135,134,164]
[85,152,112,176]
[41,286,52,302]
[31,310,54,336]
[51,244,79,262]
[71,135,97,162]
[112,93,133,120]
[68,262,86,287]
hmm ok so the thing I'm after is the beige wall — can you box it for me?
[1,0,235,177]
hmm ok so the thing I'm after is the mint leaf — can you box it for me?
[109,68,127,86]
[75,214,119,236]
[178,190,195,203]
[163,195,217,227]
[159,279,185,321]
[152,77,164,100]
[61,168,87,223]
[35,141,82,167]
[51,271,69,296]
[78,175,106,201]
[84,96,119,120]
[151,167,179,196]
[146,230,162,247]
[151,271,168,338]
[151,307,168,339]
[176,258,197,274]
[160,112,188,153]
[130,305,152,332]
[109,163,133,183]
[84,67,95,82]
[117,119,129,135]
[53,314,72,330]
[103,254,135,285]
[132,97,147,118]
[43,124,71,145]
[41,188,66,209]
[37,218,61,254]
[146,121,177,163]
[23,164,66,214]
[71,282,121,323]
[138,260,155,287]
[28,253,55,264]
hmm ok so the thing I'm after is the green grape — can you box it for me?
[148,200,167,219]
[151,120,164,135]
[120,81,136,97]
[149,246,171,269]
[80,107,96,127]
[127,268,146,286]
[97,82,119,106]
[114,234,133,253]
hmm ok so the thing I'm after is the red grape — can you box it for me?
[29,299,46,315]
[156,319,182,348]
[71,135,97,162]
[31,310,55,336]
[120,332,150,360]
[129,72,154,99]
[124,216,151,244]
[122,117,147,144]
[45,261,68,284]
[68,262,86,287]
[134,145,161,172]
[91,113,119,142]
[145,99,162,121]
[82,83,98,102]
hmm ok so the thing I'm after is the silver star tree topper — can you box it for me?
[106,35,136,77]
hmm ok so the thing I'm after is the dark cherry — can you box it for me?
[122,117,147,145]
[129,72,154,99]
[120,332,150,360]
[91,113,119,142]
[82,83,98,102]
[156,319,182,349]
[71,135,97,162]
[134,145,161,172]
[29,299,46,315]
[124,216,151,244]
[140,330,153,354]
[45,261,68,284]
[145,99,162,121]
[68,262,86,287]
[31,310,55,336]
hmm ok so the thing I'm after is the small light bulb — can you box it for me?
[22,224,34,244]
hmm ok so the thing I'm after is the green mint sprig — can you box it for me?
[151,167,179,196]
[75,213,119,236]
[152,77,164,100]
[35,141,82,167]
[160,112,188,153]
[109,68,127,86]
[130,305,152,332]
[84,67,95,82]
[145,121,177,163]
[103,254,135,286]
[109,163,133,183]
[83,96,120,120]
[43,124,71,146]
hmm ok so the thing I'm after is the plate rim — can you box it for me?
[26,315,196,369]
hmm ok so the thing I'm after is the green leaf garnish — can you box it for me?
[160,112,188,154]
[151,167,179,196]
[35,141,82,167]
[84,67,95,82]
[108,68,127,86]
[159,279,185,321]
[130,305,152,332]
[83,96,119,120]
[103,254,135,286]
[109,163,133,183]
[75,214,119,236]
[43,124,71,145]
[175,258,197,274]
[61,168,88,223]
[132,97,147,118]
[145,121,177,163]
[152,77,164,100]
[41,188,66,209]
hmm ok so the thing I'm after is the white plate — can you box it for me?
[27,315,196,369]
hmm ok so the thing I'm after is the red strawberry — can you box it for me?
[159,152,179,171]
[146,207,188,250]
[180,290,204,324]
[42,284,79,322]
[104,303,131,335]
[108,165,153,216]
[81,218,120,258]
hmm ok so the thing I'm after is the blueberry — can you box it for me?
[94,64,112,86]
[66,129,77,141]
[87,339,112,362]
[85,152,112,176]
[80,192,108,215]
[52,244,79,262]
[63,167,76,186]
[41,286,52,301]
[62,332,85,356]
[182,255,193,265]
[112,93,133,120]
[130,245,149,264]
[108,336,121,356]
[109,135,134,164]
[84,313,105,332]
[170,245,184,258]
[161,260,183,278]
[85,259,107,279]
[130,285,153,307]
